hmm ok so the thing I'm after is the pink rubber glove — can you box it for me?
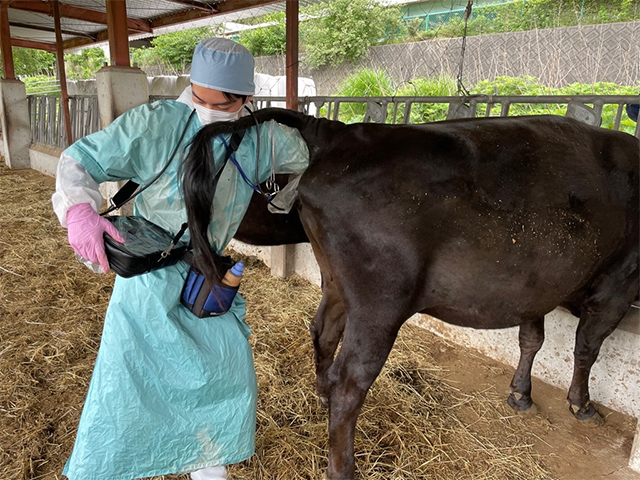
[66,203,125,274]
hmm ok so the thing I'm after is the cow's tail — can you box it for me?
[182,107,329,284]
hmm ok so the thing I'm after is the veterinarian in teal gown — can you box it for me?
[52,38,309,480]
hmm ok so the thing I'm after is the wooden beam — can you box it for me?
[9,21,98,40]
[53,0,72,145]
[150,0,279,29]
[63,30,110,51]
[8,1,152,33]
[106,0,130,67]
[285,0,298,111]
[271,0,300,279]
[10,38,57,52]
[1,2,15,79]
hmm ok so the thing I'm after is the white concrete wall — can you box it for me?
[29,144,63,176]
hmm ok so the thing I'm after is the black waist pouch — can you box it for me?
[103,216,190,278]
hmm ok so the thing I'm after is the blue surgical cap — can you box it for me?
[190,38,255,95]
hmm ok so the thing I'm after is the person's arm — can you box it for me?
[51,152,103,227]
[51,101,193,272]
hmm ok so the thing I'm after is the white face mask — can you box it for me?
[194,102,243,125]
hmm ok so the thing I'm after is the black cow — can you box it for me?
[183,109,639,480]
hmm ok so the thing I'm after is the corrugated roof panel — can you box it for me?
[6,0,334,49]
[127,0,206,20]
[55,0,107,13]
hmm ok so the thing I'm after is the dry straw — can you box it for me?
[0,164,549,480]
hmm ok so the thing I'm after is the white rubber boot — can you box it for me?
[190,465,228,480]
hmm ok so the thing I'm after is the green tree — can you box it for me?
[130,46,164,70]
[64,48,106,80]
[151,26,217,70]
[238,12,286,56]
[0,47,56,77]
[302,0,404,68]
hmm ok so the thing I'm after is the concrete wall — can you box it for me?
[29,144,63,176]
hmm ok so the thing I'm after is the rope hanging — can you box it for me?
[456,0,474,96]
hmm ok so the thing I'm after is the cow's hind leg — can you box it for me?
[568,251,638,425]
[325,312,404,480]
[508,317,544,414]
[567,306,631,425]
[310,280,346,408]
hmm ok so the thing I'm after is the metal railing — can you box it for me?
[254,94,640,138]
[27,95,100,149]
[26,94,640,149]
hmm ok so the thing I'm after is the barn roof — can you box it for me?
[3,0,321,52]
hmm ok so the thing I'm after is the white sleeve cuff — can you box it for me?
[51,152,104,227]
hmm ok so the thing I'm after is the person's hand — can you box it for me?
[66,203,125,273]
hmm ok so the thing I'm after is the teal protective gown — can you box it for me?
[61,100,309,480]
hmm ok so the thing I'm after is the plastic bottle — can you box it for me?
[221,262,244,287]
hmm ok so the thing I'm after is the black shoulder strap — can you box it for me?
[227,130,246,159]
[110,180,140,210]
[106,124,245,213]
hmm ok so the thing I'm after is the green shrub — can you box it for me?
[1,48,56,77]
[326,71,638,134]
[130,46,164,70]
[328,68,396,123]
[397,76,458,123]
[151,27,216,71]
[422,0,640,41]
[472,76,639,134]
[22,75,60,96]
[472,75,557,116]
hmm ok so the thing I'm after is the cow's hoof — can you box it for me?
[569,402,604,426]
[507,392,539,415]
[317,393,329,409]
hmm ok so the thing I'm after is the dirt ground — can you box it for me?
[1,164,638,480]
[423,335,638,480]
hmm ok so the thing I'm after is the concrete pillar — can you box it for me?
[95,66,149,127]
[95,66,149,214]
[0,79,31,169]
[631,419,640,472]
[271,244,296,278]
